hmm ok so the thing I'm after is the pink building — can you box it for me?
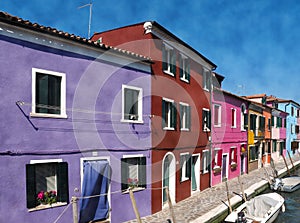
[211,88,249,186]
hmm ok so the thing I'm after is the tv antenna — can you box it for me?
[78,0,93,39]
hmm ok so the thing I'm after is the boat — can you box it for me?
[224,192,285,223]
[270,175,300,192]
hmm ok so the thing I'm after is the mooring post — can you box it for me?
[71,196,78,223]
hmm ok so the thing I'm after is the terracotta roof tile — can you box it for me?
[0,11,152,63]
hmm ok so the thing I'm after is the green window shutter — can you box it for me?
[179,104,183,129]
[121,158,129,191]
[202,110,205,130]
[180,155,184,182]
[171,50,176,75]
[57,162,69,203]
[162,99,166,128]
[26,164,37,209]
[162,45,167,71]
[271,116,274,126]
[138,157,146,188]
[186,60,190,82]
[187,106,191,130]
[208,110,211,130]
[171,102,177,129]
[186,155,191,179]
[179,56,183,78]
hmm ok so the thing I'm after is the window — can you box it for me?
[180,153,191,182]
[201,150,209,174]
[241,104,248,131]
[202,109,211,131]
[291,124,295,134]
[162,98,177,130]
[26,160,69,209]
[259,116,265,131]
[214,104,222,127]
[230,147,237,164]
[179,54,190,82]
[180,103,191,131]
[296,125,300,134]
[162,44,176,76]
[31,68,66,118]
[249,146,258,161]
[291,107,294,116]
[203,68,211,91]
[250,114,257,132]
[280,141,285,155]
[122,85,143,123]
[273,140,277,152]
[268,118,271,131]
[121,156,146,191]
[213,148,222,169]
[276,117,282,128]
[231,108,237,128]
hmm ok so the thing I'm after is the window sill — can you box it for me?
[214,125,221,128]
[180,77,190,83]
[28,202,67,212]
[163,70,175,77]
[163,127,175,131]
[121,119,144,124]
[30,112,68,119]
[180,177,189,182]
[122,187,145,194]
[180,128,190,132]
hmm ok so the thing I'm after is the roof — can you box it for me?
[244,94,267,99]
[0,11,152,63]
[93,21,217,69]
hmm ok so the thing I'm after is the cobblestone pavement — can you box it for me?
[125,155,300,223]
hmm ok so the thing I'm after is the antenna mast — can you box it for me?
[78,0,93,39]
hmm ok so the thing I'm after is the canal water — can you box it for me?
[268,168,300,223]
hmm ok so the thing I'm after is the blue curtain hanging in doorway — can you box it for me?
[79,160,110,223]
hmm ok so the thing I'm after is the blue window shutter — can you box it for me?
[26,164,37,209]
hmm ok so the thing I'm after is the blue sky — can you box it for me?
[1,0,300,102]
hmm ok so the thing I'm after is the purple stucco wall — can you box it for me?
[211,90,248,186]
[0,30,151,223]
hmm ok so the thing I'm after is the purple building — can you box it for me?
[0,12,152,223]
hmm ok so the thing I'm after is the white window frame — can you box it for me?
[179,53,189,83]
[231,108,237,128]
[214,104,222,127]
[31,68,67,118]
[203,108,211,132]
[180,102,190,131]
[203,68,210,91]
[230,147,237,165]
[180,153,190,182]
[163,43,175,76]
[163,97,175,130]
[213,148,221,168]
[202,150,209,174]
[241,104,247,131]
[121,154,145,192]
[121,85,143,123]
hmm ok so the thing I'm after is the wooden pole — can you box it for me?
[129,189,142,223]
[238,176,247,202]
[165,187,176,223]
[287,151,295,173]
[225,180,232,213]
[282,154,291,176]
[71,196,78,223]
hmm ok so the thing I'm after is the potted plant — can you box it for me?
[37,190,57,205]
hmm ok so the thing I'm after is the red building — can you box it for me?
[91,22,218,213]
